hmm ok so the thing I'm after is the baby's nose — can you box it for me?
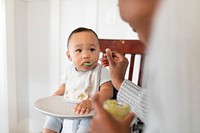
[82,51,90,59]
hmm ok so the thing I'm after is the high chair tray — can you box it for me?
[34,96,94,119]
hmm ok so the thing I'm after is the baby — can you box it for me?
[43,27,113,133]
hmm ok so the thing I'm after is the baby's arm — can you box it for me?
[73,81,113,115]
[97,81,113,104]
[53,83,65,96]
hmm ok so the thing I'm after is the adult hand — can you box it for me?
[89,93,134,133]
[102,48,129,90]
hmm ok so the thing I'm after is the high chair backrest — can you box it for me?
[99,39,146,87]
[99,39,146,133]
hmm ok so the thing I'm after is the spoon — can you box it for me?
[83,59,99,66]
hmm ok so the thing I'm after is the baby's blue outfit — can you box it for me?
[44,116,90,133]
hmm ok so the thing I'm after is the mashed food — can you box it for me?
[103,99,130,120]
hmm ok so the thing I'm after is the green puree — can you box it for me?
[83,62,93,66]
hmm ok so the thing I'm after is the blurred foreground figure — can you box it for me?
[90,0,200,132]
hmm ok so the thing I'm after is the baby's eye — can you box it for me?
[90,48,95,52]
[75,49,82,52]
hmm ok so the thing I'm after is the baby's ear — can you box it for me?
[66,51,72,61]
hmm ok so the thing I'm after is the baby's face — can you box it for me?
[67,31,100,71]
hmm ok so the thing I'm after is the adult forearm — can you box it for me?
[117,80,148,124]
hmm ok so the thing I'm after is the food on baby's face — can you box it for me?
[83,62,93,66]
[103,99,130,120]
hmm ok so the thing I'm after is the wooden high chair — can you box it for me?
[99,39,145,86]
[99,39,146,133]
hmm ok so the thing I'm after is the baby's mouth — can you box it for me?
[83,59,99,66]
[83,62,93,66]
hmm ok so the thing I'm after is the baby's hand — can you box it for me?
[73,99,93,115]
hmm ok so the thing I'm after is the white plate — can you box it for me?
[34,96,94,119]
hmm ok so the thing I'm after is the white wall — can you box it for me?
[2,0,18,132]
[4,0,139,132]
[0,0,9,132]
[97,0,138,39]
[15,0,29,132]
[15,0,51,132]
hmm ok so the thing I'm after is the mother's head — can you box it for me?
[118,0,159,44]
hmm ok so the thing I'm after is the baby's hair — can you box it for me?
[67,27,99,48]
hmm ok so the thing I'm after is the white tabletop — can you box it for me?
[34,96,94,119]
